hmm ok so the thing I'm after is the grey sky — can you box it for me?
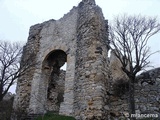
[0,0,160,92]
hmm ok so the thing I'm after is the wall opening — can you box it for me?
[60,62,67,70]
[42,50,67,113]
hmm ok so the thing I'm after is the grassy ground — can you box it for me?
[35,112,76,120]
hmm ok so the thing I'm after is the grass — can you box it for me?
[35,112,76,120]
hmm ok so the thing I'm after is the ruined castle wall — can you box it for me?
[109,52,160,119]
[109,50,128,83]
[14,0,111,119]
[14,6,79,115]
[74,0,109,119]
[47,70,66,113]
[13,24,43,112]
[14,0,160,119]
[108,78,160,119]
[28,6,78,114]
[134,78,160,116]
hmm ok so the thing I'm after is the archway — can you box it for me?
[42,50,67,113]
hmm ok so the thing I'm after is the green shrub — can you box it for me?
[0,97,14,120]
[35,112,76,120]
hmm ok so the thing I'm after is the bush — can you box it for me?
[0,97,14,120]
[35,112,76,120]
[113,78,129,97]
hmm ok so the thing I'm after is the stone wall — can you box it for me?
[109,50,128,83]
[108,76,160,119]
[13,23,42,113]
[27,7,78,114]
[47,70,66,113]
[135,68,160,117]
[74,0,109,119]
[135,77,160,116]
[14,4,78,116]
[14,0,110,119]
[108,51,160,119]
[13,0,160,119]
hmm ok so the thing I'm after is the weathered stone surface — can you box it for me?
[14,0,109,119]
[108,55,160,119]
[109,50,129,83]
[47,70,65,112]
[13,0,160,119]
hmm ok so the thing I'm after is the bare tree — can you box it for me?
[0,41,35,101]
[109,15,160,120]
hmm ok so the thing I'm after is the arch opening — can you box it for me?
[42,50,67,113]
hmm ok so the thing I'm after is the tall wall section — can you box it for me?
[74,0,109,119]
[27,7,78,114]
[14,0,110,119]
[13,23,43,112]
[14,6,79,115]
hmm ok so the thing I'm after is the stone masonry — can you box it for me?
[14,0,109,119]
[14,0,160,119]
[108,51,160,119]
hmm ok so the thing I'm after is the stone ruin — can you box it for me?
[109,51,160,119]
[13,0,160,119]
[14,0,109,119]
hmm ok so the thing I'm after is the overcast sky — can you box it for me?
[0,0,160,93]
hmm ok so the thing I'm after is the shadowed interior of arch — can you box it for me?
[42,50,67,113]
